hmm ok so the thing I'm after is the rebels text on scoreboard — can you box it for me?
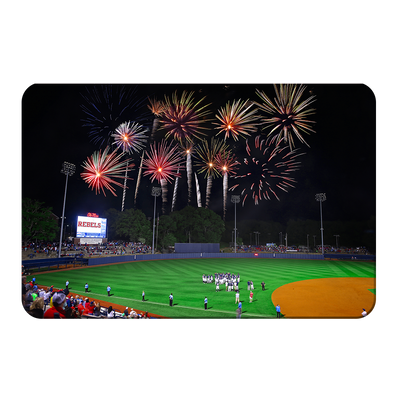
[76,215,107,238]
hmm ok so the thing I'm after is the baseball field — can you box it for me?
[26,257,376,318]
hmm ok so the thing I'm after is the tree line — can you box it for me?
[223,216,375,251]
[22,198,375,252]
[105,205,225,251]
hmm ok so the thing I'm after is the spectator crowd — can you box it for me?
[22,274,152,319]
[22,241,152,259]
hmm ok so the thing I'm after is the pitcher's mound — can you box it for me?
[271,277,375,318]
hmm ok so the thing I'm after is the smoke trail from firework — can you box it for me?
[148,97,166,139]
[194,172,202,208]
[171,167,180,212]
[133,151,145,207]
[254,84,316,150]
[194,137,228,208]
[214,149,239,220]
[112,121,148,211]
[81,146,135,197]
[179,141,196,206]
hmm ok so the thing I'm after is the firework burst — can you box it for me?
[214,99,259,141]
[81,146,135,197]
[148,97,166,137]
[111,121,148,154]
[80,85,149,147]
[194,137,228,208]
[160,90,212,143]
[143,140,183,183]
[142,140,183,213]
[230,135,305,206]
[254,84,316,150]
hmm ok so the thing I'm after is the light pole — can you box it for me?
[231,195,240,253]
[334,234,340,250]
[253,231,260,247]
[58,162,75,258]
[151,187,161,254]
[315,193,327,255]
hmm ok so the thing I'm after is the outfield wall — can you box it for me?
[86,252,326,266]
[175,243,220,253]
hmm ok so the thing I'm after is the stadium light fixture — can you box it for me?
[334,234,340,250]
[231,195,240,253]
[58,162,76,258]
[315,193,327,255]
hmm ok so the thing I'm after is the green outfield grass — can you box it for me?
[28,258,376,318]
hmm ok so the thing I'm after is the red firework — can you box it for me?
[214,148,240,177]
[81,146,135,196]
[142,140,183,183]
[230,135,305,205]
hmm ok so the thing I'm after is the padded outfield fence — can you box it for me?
[22,257,88,273]
[22,252,375,273]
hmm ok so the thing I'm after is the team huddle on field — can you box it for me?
[202,273,256,292]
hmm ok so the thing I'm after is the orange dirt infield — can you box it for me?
[271,277,376,318]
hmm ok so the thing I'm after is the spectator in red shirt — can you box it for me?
[77,300,85,316]
[44,292,67,318]
[86,301,95,315]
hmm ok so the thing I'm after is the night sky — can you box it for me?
[21,83,376,235]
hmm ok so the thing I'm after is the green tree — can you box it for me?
[115,208,152,243]
[194,207,225,243]
[22,198,59,245]
[170,206,199,243]
[170,206,225,243]
[157,215,177,250]
[104,208,121,240]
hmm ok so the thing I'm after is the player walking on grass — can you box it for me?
[216,283,219,292]
[142,290,145,301]
[249,291,253,303]
[169,293,173,306]
[276,304,281,318]
[107,285,111,296]
[66,280,69,289]
[204,296,208,310]
[237,301,242,319]
[85,283,89,292]
[235,291,240,304]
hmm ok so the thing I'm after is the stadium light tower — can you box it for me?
[334,234,340,250]
[58,162,76,258]
[151,187,161,254]
[315,193,327,255]
[231,195,240,253]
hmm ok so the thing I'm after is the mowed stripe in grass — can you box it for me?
[28,258,376,318]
